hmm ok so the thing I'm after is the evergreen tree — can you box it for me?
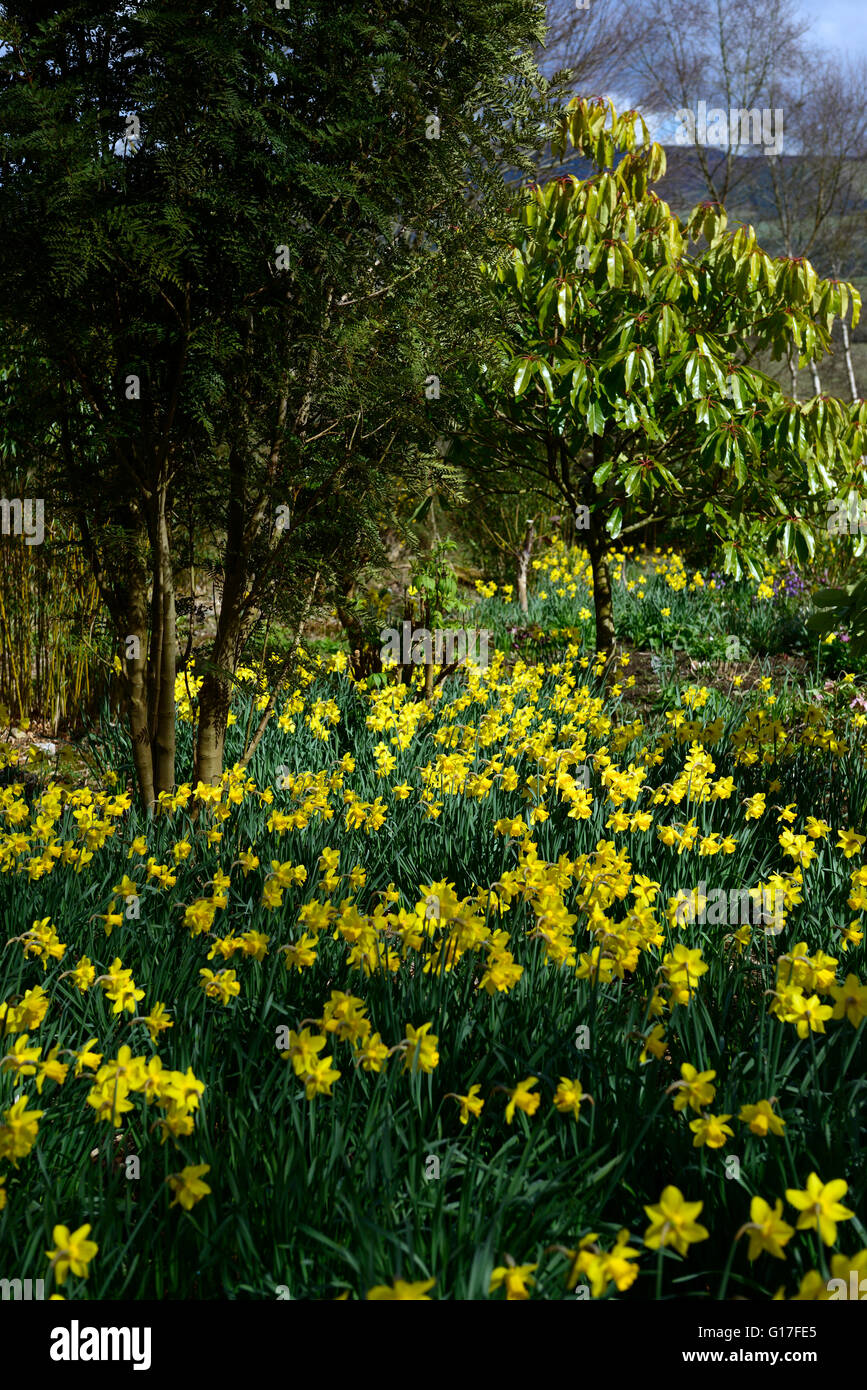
[0,0,553,804]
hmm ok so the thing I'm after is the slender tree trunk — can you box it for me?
[584,437,615,655]
[147,538,164,740]
[193,603,241,786]
[193,573,242,788]
[588,519,615,654]
[516,562,528,614]
[787,345,799,400]
[809,359,822,395]
[422,598,434,703]
[841,319,859,401]
[128,676,155,812]
[335,587,368,680]
[191,592,241,795]
[124,565,156,813]
[193,444,247,785]
[153,498,177,794]
[516,517,535,614]
[398,598,412,686]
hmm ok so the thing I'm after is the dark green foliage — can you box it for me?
[0,0,557,794]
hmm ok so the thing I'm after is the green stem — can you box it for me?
[717,1236,739,1300]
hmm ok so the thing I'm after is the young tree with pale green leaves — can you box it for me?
[457,97,867,651]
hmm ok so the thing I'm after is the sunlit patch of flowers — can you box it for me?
[0,543,865,1299]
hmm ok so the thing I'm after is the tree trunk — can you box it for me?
[516,517,535,614]
[128,672,155,813]
[584,438,615,655]
[76,502,159,812]
[841,319,859,401]
[422,597,434,703]
[809,359,822,395]
[588,522,615,654]
[786,345,799,400]
[192,442,247,786]
[153,499,177,794]
[147,524,164,742]
[124,564,156,813]
[335,585,381,680]
[195,671,230,788]
[516,564,528,614]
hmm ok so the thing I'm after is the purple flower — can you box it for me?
[771,566,807,599]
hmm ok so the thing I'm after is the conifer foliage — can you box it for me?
[0,0,551,804]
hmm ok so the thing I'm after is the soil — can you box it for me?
[620,648,811,716]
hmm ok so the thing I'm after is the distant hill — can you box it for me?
[504,144,867,397]
[514,147,867,278]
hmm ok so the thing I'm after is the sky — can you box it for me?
[601,0,867,148]
[797,0,867,60]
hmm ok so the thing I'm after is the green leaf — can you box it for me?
[781,521,793,557]
[721,543,742,580]
[793,523,815,564]
[623,349,639,392]
[592,457,614,486]
[557,281,572,327]
[623,464,642,497]
[656,305,672,355]
[536,360,556,401]
[569,364,587,406]
[586,399,606,436]
[513,358,537,398]
[812,587,850,608]
[805,611,834,633]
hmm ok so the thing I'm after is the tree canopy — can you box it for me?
[0,0,553,804]
[455,97,867,649]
